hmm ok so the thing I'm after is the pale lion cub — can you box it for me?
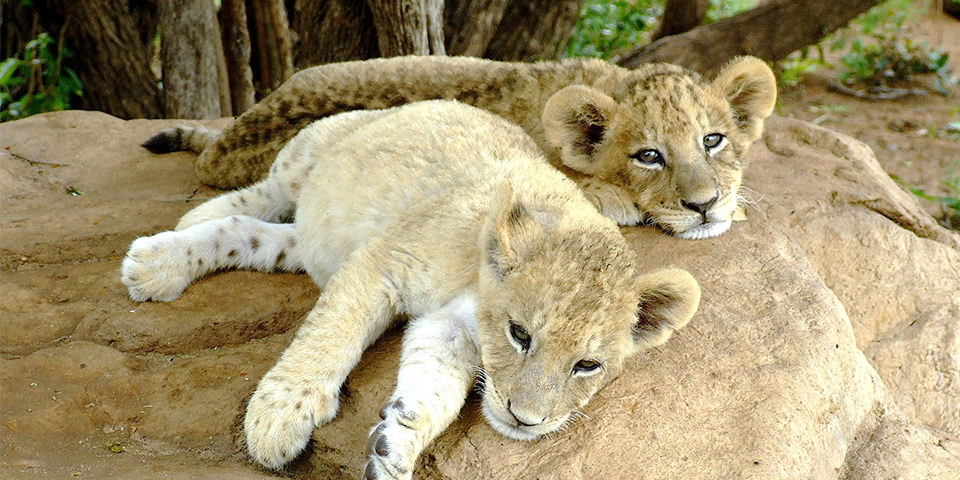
[123,101,700,479]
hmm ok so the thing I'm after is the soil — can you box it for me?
[1,6,958,480]
[776,8,960,220]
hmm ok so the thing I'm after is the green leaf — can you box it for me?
[0,58,21,85]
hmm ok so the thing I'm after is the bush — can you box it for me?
[1,32,83,122]
[830,0,954,92]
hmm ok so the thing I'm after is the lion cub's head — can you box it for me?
[543,56,776,239]
[473,184,700,440]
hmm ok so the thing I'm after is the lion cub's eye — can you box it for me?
[509,323,531,351]
[573,359,602,374]
[703,133,724,150]
[630,148,664,168]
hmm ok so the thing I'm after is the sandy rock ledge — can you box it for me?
[1,111,958,479]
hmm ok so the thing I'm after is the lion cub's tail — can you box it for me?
[141,126,222,154]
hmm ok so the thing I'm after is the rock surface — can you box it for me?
[1,111,958,479]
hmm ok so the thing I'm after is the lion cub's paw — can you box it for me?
[363,398,424,480]
[121,231,194,302]
[244,375,340,469]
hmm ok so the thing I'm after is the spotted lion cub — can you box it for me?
[122,101,700,479]
[144,55,777,239]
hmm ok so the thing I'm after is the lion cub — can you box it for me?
[144,55,777,239]
[123,101,700,479]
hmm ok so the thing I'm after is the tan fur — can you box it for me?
[147,55,776,238]
[124,101,700,478]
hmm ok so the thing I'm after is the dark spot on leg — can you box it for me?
[301,388,310,397]
[294,401,302,410]
[250,237,260,250]
[375,435,389,456]
[239,195,247,206]
[197,258,203,267]
[228,249,237,257]
[456,89,481,104]
[275,251,286,269]
[277,99,292,117]
[186,248,193,257]
[214,241,221,252]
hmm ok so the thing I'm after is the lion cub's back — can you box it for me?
[294,100,577,218]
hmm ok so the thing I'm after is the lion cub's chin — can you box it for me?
[479,397,570,441]
[676,219,732,240]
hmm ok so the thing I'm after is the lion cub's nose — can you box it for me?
[507,400,546,427]
[681,193,719,217]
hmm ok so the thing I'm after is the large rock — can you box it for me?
[1,111,957,478]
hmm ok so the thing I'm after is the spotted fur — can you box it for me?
[143,55,776,239]
[124,101,700,478]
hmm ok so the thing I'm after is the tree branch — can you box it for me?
[618,0,884,76]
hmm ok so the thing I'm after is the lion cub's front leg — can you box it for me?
[244,242,403,469]
[364,296,480,480]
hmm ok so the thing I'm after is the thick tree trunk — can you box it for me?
[25,0,162,119]
[652,0,708,41]
[1,0,33,60]
[365,0,445,56]
[485,0,585,61]
[443,0,510,57]
[618,0,885,76]
[248,0,294,90]
[221,0,256,114]
[294,0,380,67]
[159,0,222,119]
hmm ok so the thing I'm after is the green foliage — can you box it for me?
[830,0,955,92]
[893,172,960,230]
[565,0,662,60]
[778,46,828,88]
[565,0,763,60]
[1,32,83,122]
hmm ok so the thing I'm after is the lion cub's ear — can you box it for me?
[480,182,543,282]
[542,86,619,174]
[631,268,701,351]
[711,56,777,143]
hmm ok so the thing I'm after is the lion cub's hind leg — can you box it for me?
[175,179,296,231]
[122,216,302,302]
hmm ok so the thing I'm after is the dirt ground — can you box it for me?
[776,8,960,218]
[1,7,958,480]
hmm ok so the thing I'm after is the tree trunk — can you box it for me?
[294,0,381,67]
[618,0,885,76]
[365,0,445,56]
[25,0,162,119]
[159,0,222,119]
[443,0,510,57]
[485,0,585,61]
[652,0,708,41]
[221,0,256,114]
[1,0,34,60]
[248,0,294,90]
